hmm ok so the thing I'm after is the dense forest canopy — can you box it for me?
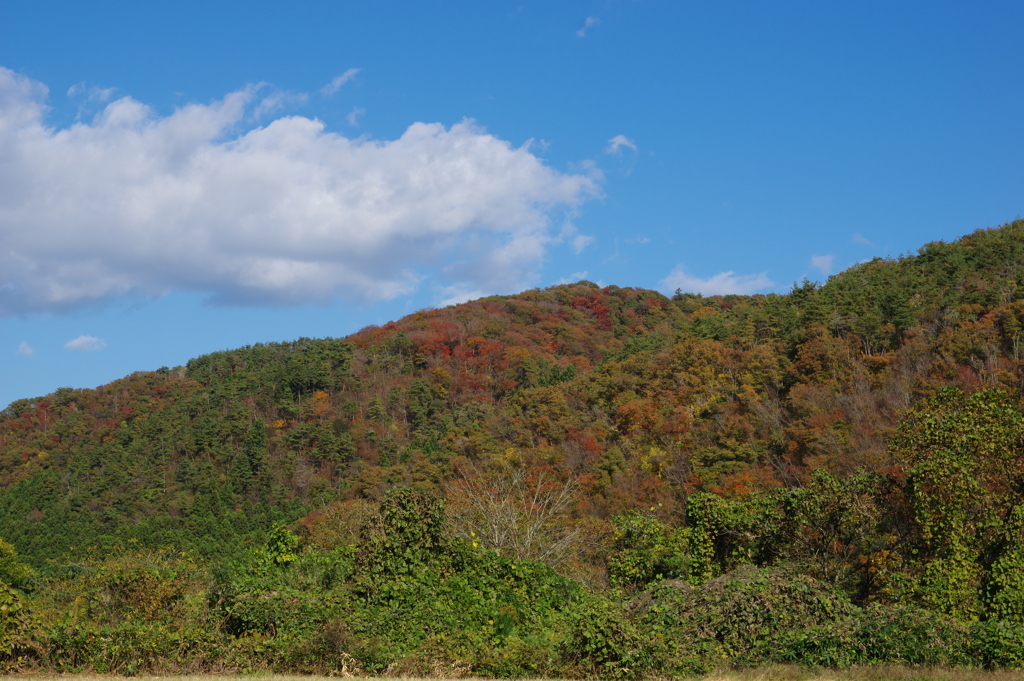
[2,220,1024,674]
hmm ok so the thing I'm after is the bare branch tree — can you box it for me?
[444,456,581,569]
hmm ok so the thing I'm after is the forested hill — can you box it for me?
[2,218,1024,569]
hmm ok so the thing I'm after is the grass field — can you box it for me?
[8,668,1024,681]
[703,666,1024,681]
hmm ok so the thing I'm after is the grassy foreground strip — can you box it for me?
[9,670,1024,681]
[703,666,1024,681]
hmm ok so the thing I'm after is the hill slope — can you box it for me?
[2,219,1024,569]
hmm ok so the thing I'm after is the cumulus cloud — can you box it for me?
[660,266,775,296]
[576,16,599,38]
[811,254,834,275]
[17,342,33,356]
[321,68,359,95]
[0,67,600,315]
[65,335,106,351]
[605,135,637,154]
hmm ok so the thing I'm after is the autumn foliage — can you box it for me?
[1,220,1024,672]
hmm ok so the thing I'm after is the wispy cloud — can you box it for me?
[17,342,33,356]
[852,233,874,247]
[557,220,594,254]
[0,67,600,315]
[321,68,359,95]
[65,335,106,352]
[660,266,775,296]
[66,83,119,121]
[346,107,366,126]
[252,90,309,118]
[576,16,599,38]
[811,254,834,276]
[572,234,594,254]
[605,134,637,154]
[529,139,551,155]
[553,271,590,286]
[67,83,116,102]
[435,284,487,308]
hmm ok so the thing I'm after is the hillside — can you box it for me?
[3,220,1024,675]
[2,219,1024,572]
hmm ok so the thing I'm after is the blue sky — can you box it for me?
[1,1,1022,408]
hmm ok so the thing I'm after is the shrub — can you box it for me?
[560,595,649,678]
[971,618,1024,668]
[30,548,218,673]
[607,510,689,590]
[0,582,37,670]
[852,603,971,666]
[634,565,858,667]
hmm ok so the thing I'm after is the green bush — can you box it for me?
[0,582,37,670]
[13,489,1024,675]
[637,565,857,664]
[29,548,219,673]
[560,595,649,678]
[216,537,354,639]
[607,510,689,590]
[852,603,971,666]
[42,620,220,674]
[971,618,1024,668]
[0,539,34,592]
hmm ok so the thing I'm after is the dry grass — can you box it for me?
[2,676,455,681]
[700,665,1024,681]
[0,675,561,681]
[1,676,500,681]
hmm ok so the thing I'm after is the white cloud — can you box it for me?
[576,16,599,38]
[67,83,116,102]
[553,271,589,286]
[65,335,106,351]
[811,254,834,275]
[605,134,637,154]
[435,284,488,307]
[346,107,366,126]
[852,232,874,247]
[252,90,308,119]
[660,266,775,296]
[321,68,359,95]
[17,341,33,356]
[0,67,600,315]
[556,220,594,255]
[571,234,594,254]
